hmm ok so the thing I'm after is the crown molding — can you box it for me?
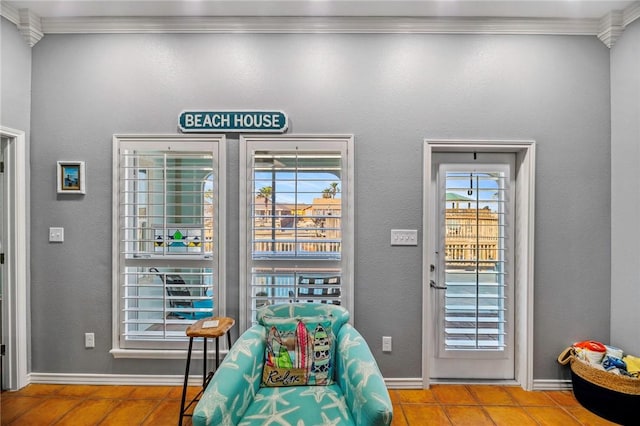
[598,1,640,48]
[624,2,640,26]
[0,1,19,25]
[4,1,639,47]
[598,11,625,47]
[40,15,600,36]
[18,8,43,46]
[1,3,43,46]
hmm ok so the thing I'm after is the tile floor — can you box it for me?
[1,384,199,426]
[389,385,618,425]
[1,383,618,425]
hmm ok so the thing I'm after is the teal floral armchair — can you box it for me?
[192,303,393,426]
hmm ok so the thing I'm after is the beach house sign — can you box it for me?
[179,110,288,133]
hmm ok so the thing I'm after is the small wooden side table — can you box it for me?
[179,316,235,426]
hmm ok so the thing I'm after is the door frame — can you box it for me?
[0,126,29,390]
[422,139,535,390]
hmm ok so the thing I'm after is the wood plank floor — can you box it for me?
[1,384,617,425]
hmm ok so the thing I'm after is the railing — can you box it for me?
[252,240,341,256]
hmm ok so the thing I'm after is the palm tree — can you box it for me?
[257,185,276,251]
[257,186,272,213]
[323,182,340,198]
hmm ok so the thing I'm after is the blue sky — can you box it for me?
[254,171,341,205]
[445,172,505,211]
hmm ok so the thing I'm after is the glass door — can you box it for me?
[430,153,515,380]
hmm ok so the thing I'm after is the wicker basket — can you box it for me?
[558,347,640,425]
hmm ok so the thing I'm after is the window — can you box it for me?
[112,135,225,355]
[239,135,354,331]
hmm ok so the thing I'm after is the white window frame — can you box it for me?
[111,134,226,358]
[239,134,354,332]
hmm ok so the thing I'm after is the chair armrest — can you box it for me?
[192,325,266,426]
[335,324,393,426]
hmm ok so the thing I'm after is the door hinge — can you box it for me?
[0,253,4,264]
[0,161,4,173]
[0,344,5,356]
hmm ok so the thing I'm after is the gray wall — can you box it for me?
[611,20,640,356]
[1,17,31,136]
[29,32,611,380]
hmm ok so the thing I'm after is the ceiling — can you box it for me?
[5,0,639,20]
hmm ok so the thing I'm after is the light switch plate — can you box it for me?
[390,229,418,246]
[49,227,64,242]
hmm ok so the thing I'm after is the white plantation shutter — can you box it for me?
[240,136,353,330]
[439,166,512,351]
[113,136,225,351]
[251,152,342,260]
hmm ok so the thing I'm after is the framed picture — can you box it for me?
[57,161,86,194]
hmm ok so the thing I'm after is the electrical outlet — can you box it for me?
[382,336,392,352]
[85,332,95,348]
[49,227,64,242]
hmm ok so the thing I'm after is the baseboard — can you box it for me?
[532,379,573,390]
[29,372,201,386]
[429,378,520,386]
[384,378,573,390]
[384,378,424,389]
[30,373,424,389]
[28,373,572,391]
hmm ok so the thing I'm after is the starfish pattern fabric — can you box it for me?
[192,303,393,426]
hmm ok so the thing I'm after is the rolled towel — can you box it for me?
[574,340,607,365]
